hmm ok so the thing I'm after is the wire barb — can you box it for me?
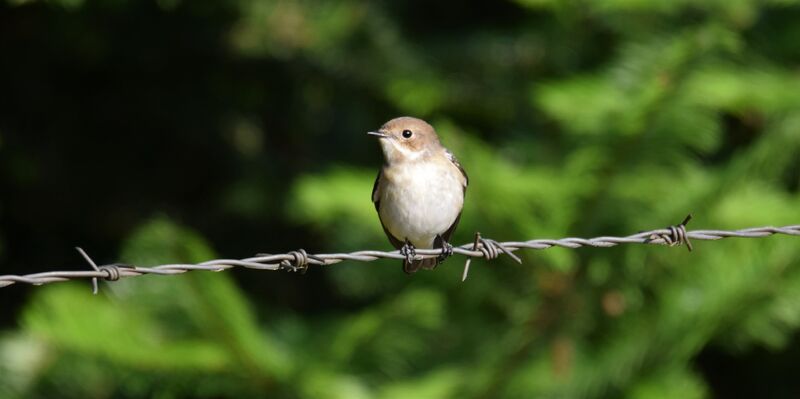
[76,247,135,294]
[0,218,797,289]
[462,232,483,282]
[480,237,523,264]
[280,249,315,273]
[647,214,694,251]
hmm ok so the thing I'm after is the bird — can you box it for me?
[368,116,468,274]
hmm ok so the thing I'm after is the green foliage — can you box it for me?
[2,0,800,398]
[2,218,292,397]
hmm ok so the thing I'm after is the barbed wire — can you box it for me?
[1,215,799,293]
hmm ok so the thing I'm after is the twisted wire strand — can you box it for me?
[1,215,798,292]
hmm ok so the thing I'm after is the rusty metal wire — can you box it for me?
[1,215,799,292]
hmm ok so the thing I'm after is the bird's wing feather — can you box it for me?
[371,170,381,211]
[445,148,469,192]
[372,170,405,249]
[438,148,468,243]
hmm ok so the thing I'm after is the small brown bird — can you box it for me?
[368,117,468,273]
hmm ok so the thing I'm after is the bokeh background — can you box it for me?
[1,0,800,398]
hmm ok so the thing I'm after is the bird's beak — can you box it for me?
[367,131,389,138]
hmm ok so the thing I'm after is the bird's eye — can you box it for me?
[402,130,413,138]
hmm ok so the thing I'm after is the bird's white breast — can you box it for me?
[379,159,464,248]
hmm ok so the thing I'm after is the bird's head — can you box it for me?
[368,116,442,163]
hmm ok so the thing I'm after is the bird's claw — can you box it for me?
[438,240,454,263]
[400,240,417,264]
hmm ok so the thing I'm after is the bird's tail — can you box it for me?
[403,257,439,274]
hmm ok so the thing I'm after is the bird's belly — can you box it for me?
[379,166,464,248]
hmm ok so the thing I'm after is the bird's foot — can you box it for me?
[400,239,417,265]
[437,236,454,263]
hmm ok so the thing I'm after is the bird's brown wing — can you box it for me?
[445,148,469,193]
[438,148,468,244]
[372,170,405,249]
